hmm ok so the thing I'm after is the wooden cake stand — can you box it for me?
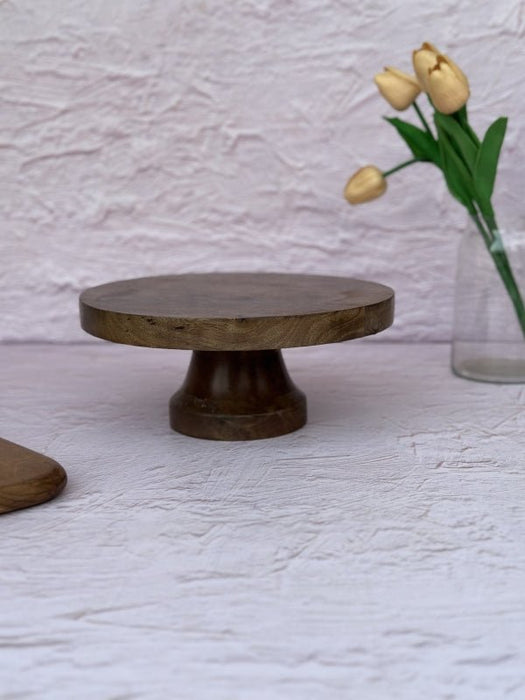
[79,273,394,440]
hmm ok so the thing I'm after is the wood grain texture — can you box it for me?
[79,273,394,351]
[1,343,524,699]
[0,438,67,514]
[80,274,393,440]
[170,350,306,440]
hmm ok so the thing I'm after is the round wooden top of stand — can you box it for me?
[79,273,394,350]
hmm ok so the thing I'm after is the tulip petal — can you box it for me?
[427,56,470,114]
[412,44,439,91]
[374,67,421,111]
[421,41,440,53]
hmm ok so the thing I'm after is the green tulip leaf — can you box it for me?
[455,104,468,125]
[435,119,476,213]
[455,105,481,147]
[384,117,440,166]
[474,116,507,204]
[434,112,478,173]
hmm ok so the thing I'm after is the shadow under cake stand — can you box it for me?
[79,273,394,440]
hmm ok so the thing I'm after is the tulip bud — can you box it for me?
[374,66,421,111]
[412,42,440,91]
[344,166,386,205]
[427,54,470,114]
[440,53,468,86]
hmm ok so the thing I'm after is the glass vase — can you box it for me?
[451,218,525,383]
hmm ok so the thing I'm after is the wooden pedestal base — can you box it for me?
[170,350,307,440]
[0,438,67,515]
[80,273,395,441]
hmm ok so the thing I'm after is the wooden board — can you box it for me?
[80,273,394,351]
[0,438,67,515]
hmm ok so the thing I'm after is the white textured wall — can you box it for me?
[1,0,524,342]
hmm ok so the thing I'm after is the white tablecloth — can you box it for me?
[1,342,524,699]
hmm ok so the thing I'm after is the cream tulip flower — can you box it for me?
[344,166,386,205]
[374,67,421,111]
[427,54,470,114]
[412,41,440,91]
[412,42,470,113]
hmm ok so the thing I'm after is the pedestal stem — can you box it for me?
[170,350,306,440]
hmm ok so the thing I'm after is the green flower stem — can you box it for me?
[471,211,525,339]
[382,158,419,178]
[413,101,433,137]
[471,210,493,248]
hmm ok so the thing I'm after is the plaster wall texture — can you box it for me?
[1,0,524,342]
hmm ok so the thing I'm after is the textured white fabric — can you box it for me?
[1,342,524,698]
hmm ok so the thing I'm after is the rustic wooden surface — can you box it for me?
[79,273,394,350]
[170,350,307,440]
[1,342,524,699]
[80,273,393,440]
[0,438,67,514]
